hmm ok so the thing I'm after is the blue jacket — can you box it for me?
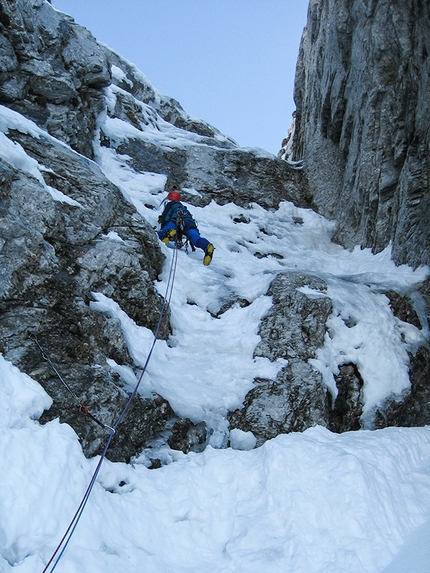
[159,201,197,231]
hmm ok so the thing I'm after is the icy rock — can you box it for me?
[287,0,430,270]
[1,0,429,466]
[0,121,172,462]
[375,279,430,429]
[229,273,333,445]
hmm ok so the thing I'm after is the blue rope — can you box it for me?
[42,246,179,573]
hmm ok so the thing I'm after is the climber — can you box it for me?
[157,190,215,265]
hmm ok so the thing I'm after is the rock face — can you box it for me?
[101,48,307,211]
[280,0,430,435]
[0,123,173,463]
[228,272,370,441]
[0,0,110,158]
[0,0,225,462]
[287,0,430,270]
[229,273,333,444]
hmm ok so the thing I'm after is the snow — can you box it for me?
[110,64,133,88]
[99,84,206,150]
[229,428,258,450]
[1,73,430,573]
[0,105,84,206]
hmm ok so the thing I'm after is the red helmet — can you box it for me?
[167,190,181,201]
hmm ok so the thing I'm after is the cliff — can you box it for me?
[285,0,430,270]
[1,0,429,465]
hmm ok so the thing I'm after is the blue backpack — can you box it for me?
[162,201,197,232]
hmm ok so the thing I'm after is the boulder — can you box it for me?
[229,273,333,444]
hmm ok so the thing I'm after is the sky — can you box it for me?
[51,0,309,154]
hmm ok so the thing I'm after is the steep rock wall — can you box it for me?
[288,0,430,269]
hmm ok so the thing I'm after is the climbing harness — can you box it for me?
[175,210,196,253]
[172,232,196,254]
[162,225,195,253]
[29,333,114,433]
[41,243,179,573]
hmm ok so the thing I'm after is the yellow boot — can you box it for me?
[162,229,177,244]
[203,244,215,265]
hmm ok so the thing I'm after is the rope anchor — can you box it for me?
[79,405,115,433]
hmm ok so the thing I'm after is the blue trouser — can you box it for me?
[158,223,210,251]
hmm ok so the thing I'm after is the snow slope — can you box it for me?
[1,67,430,573]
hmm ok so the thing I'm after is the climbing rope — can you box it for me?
[30,333,81,404]
[30,333,114,433]
[41,245,179,573]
